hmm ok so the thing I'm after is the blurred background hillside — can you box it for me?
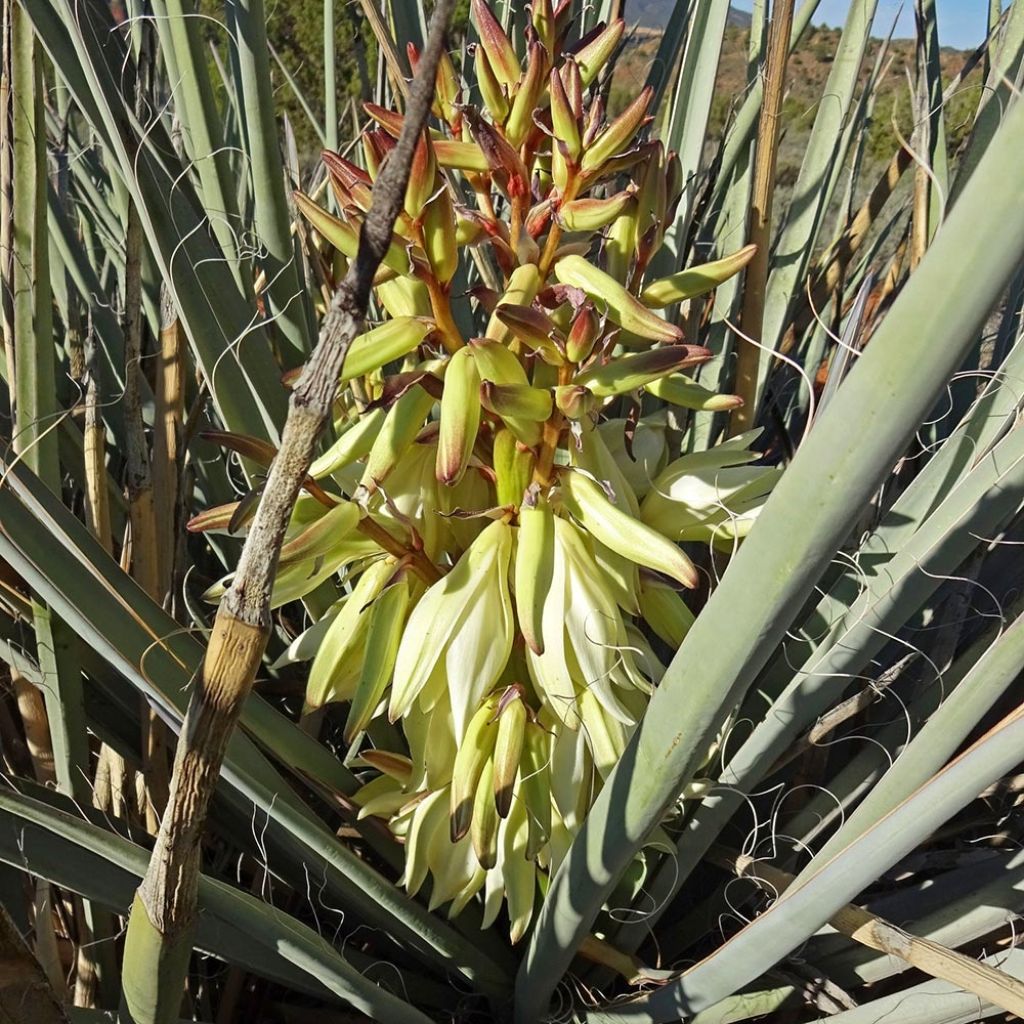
[612,7,974,170]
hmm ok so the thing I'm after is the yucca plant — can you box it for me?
[2,0,1024,1022]
[186,0,776,944]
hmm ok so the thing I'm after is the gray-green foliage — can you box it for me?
[2,0,1024,1022]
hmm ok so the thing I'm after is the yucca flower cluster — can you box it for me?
[196,0,779,941]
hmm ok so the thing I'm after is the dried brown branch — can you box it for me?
[730,0,795,435]
[151,285,185,599]
[123,0,458,1012]
[355,0,411,104]
[767,653,914,776]
[713,845,1024,1016]
[82,320,112,557]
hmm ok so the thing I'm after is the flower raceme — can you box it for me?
[192,0,776,942]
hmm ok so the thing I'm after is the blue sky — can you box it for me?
[732,0,1001,49]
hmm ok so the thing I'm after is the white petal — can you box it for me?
[403,790,447,897]
[444,521,514,739]
[424,697,457,791]
[481,816,508,930]
[550,723,591,828]
[502,794,535,943]
[525,526,575,725]
[307,558,393,707]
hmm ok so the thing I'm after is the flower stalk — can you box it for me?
[194,0,768,956]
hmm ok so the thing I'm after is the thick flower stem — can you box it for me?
[530,211,579,487]
[538,177,580,277]
[531,363,573,486]
[357,516,444,583]
[537,222,562,279]
[532,417,563,486]
[424,274,464,352]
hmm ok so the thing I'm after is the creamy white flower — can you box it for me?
[390,519,514,740]
[640,429,781,546]
[526,517,646,731]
